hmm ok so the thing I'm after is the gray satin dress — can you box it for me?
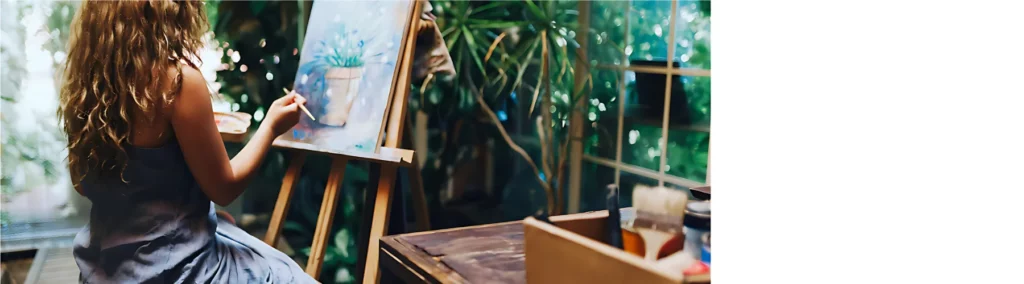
[72,142,316,283]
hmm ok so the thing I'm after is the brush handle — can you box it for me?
[298,104,315,121]
[533,209,555,225]
[282,88,316,121]
[606,185,623,249]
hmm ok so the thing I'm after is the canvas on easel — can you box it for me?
[278,0,416,154]
[261,1,426,282]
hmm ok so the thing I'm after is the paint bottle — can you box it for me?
[683,200,711,259]
[701,232,711,266]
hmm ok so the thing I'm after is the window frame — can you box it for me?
[569,0,710,212]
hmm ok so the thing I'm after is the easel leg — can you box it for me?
[389,167,408,235]
[361,164,398,284]
[305,157,350,279]
[407,160,430,232]
[355,163,379,282]
[264,152,308,246]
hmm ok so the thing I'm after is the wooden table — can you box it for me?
[379,211,643,284]
[379,206,713,284]
[380,221,528,283]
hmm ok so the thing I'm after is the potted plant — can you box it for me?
[310,28,368,127]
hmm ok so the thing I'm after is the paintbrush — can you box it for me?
[532,209,555,225]
[632,184,689,261]
[606,184,624,249]
[282,88,315,121]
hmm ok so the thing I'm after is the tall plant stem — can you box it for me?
[478,94,554,215]
[465,68,554,215]
[540,30,559,215]
[555,132,570,216]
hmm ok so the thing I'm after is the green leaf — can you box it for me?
[506,38,541,99]
[333,228,352,258]
[461,26,488,79]
[446,29,462,51]
[523,0,547,20]
[467,20,528,29]
[470,2,511,16]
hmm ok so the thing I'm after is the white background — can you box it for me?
[713,0,1024,282]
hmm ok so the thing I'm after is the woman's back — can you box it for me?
[73,142,218,282]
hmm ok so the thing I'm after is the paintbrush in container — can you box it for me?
[632,185,689,261]
[606,184,624,249]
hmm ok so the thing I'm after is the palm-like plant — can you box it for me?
[423,0,588,215]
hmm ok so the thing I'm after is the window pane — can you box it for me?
[588,0,628,66]
[664,130,709,183]
[666,75,710,183]
[620,70,664,172]
[627,0,672,63]
[583,69,623,160]
[674,1,711,69]
[618,170,661,208]
[682,76,710,124]
[621,122,663,172]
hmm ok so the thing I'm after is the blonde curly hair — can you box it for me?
[59,0,208,184]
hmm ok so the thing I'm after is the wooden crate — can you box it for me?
[524,210,709,284]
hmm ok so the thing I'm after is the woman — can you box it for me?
[59,1,315,282]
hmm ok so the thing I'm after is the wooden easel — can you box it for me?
[261,2,426,283]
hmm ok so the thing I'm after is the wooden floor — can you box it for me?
[1,218,83,283]
[1,257,34,284]
[23,247,79,284]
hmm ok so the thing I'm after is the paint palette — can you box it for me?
[214,111,251,142]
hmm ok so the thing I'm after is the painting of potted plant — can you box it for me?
[309,26,381,127]
[282,0,414,154]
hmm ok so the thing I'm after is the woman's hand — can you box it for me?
[264,92,307,136]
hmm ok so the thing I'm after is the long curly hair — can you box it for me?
[59,0,208,184]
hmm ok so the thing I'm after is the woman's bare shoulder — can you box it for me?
[166,64,207,93]
[162,64,210,110]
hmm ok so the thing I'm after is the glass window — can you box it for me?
[627,0,672,63]
[1,1,83,226]
[674,1,711,69]
[587,0,628,66]
[580,0,711,196]
[583,69,624,160]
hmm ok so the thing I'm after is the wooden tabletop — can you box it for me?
[380,221,525,283]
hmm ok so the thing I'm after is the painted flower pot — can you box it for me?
[321,67,363,126]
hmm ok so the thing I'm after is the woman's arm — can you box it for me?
[171,67,304,206]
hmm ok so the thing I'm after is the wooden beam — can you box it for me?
[594,64,711,77]
[583,155,705,189]
[567,0,591,214]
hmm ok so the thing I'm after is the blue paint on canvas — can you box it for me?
[283,0,413,154]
